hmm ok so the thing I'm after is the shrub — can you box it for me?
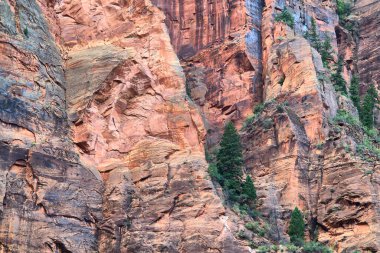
[237,230,249,240]
[262,118,274,129]
[288,207,305,244]
[245,222,266,236]
[279,76,285,86]
[275,8,295,28]
[248,241,257,249]
[277,104,285,113]
[333,110,360,127]
[243,115,255,128]
[286,244,300,253]
[336,0,351,21]
[257,245,271,253]
[303,241,333,253]
[254,103,266,116]
[356,136,380,159]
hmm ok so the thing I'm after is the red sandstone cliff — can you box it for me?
[0,0,379,252]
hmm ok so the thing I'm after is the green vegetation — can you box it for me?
[213,122,259,213]
[208,163,223,182]
[245,221,267,236]
[242,175,257,203]
[262,118,274,129]
[332,110,380,160]
[307,19,321,51]
[336,0,351,21]
[333,110,361,127]
[254,103,266,116]
[185,82,192,98]
[361,84,378,129]
[306,19,333,68]
[275,8,295,28]
[303,241,333,253]
[349,76,361,112]
[288,207,305,245]
[279,76,285,86]
[320,37,334,69]
[256,245,271,253]
[217,122,243,195]
[243,115,255,129]
[331,58,348,95]
[336,0,356,32]
[23,27,29,38]
[356,136,380,160]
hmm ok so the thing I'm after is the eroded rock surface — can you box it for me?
[0,0,103,252]
[0,0,379,252]
[55,0,249,252]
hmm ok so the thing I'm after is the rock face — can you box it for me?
[153,0,263,148]
[0,0,379,252]
[0,0,103,252]
[55,0,248,252]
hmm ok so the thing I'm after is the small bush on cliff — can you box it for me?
[288,207,305,245]
[331,58,348,95]
[333,110,361,127]
[349,75,361,113]
[336,0,351,21]
[361,83,378,129]
[243,115,255,129]
[275,8,295,28]
[245,221,266,236]
[217,122,243,193]
[303,241,333,253]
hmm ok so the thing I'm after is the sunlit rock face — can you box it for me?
[55,0,249,252]
[0,0,379,252]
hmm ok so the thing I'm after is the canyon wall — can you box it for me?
[0,0,103,251]
[0,0,379,252]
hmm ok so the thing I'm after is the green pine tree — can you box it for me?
[308,19,321,51]
[331,58,348,95]
[361,84,378,129]
[349,75,361,112]
[242,175,257,203]
[217,122,243,193]
[288,207,305,245]
[320,37,334,69]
